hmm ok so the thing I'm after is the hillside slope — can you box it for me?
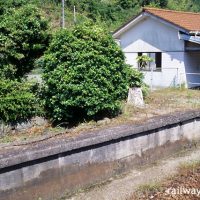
[1,0,200,31]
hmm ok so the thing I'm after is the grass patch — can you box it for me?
[137,182,162,193]
[179,160,200,172]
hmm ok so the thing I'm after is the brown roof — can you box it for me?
[143,7,200,32]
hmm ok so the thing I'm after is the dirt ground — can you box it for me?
[64,145,200,200]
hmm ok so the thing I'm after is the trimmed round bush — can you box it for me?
[41,24,134,124]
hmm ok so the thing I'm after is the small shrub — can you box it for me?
[0,79,42,125]
[41,24,134,124]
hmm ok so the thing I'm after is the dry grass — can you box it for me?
[0,88,200,144]
[0,124,63,144]
[114,87,200,124]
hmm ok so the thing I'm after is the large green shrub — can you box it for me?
[41,24,133,123]
[0,4,50,79]
[0,79,42,125]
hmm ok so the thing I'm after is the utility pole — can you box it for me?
[74,5,77,25]
[61,0,65,28]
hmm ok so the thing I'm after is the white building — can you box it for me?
[113,7,200,88]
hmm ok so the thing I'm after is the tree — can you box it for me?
[41,24,134,124]
[0,4,50,79]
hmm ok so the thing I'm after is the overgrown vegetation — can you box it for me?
[0,0,145,126]
[0,0,200,128]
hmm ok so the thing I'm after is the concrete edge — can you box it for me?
[0,110,200,169]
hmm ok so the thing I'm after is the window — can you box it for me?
[137,52,162,71]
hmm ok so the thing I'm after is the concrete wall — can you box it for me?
[0,110,200,200]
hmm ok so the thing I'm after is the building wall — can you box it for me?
[118,16,186,88]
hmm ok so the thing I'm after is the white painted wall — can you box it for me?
[117,16,187,88]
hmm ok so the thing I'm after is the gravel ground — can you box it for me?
[66,146,200,200]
